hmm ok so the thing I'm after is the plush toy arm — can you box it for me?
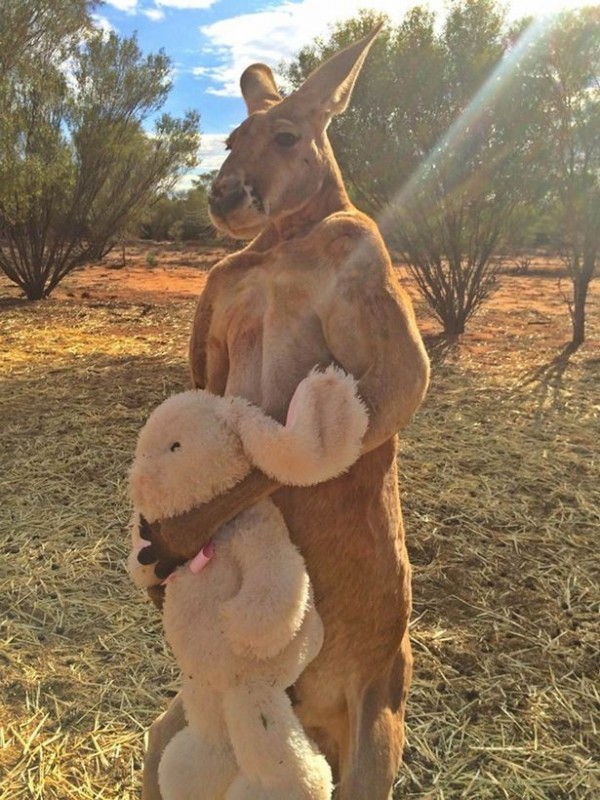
[137,469,280,581]
[220,507,311,660]
[224,366,368,487]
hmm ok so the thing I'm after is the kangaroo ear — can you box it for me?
[221,367,368,486]
[240,64,282,114]
[292,23,382,121]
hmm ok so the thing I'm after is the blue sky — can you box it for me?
[97,0,586,187]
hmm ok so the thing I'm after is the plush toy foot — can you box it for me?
[158,725,237,800]
[223,684,333,800]
[142,694,186,799]
[225,762,333,800]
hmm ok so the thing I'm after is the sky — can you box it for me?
[96,0,590,188]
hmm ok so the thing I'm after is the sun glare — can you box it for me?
[520,0,590,16]
[376,10,563,241]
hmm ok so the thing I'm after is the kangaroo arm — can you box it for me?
[189,279,215,391]
[323,263,429,453]
[140,469,280,579]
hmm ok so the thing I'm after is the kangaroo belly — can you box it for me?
[212,256,334,419]
[204,254,412,710]
[274,439,411,703]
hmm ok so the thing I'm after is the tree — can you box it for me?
[540,7,600,349]
[284,1,548,335]
[0,5,200,299]
[0,0,95,81]
[140,176,214,242]
[170,180,213,241]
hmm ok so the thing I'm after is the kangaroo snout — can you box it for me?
[209,174,246,218]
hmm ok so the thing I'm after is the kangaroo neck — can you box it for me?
[254,162,352,251]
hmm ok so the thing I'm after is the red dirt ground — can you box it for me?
[47,243,599,363]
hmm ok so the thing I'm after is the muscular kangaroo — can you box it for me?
[139,25,429,800]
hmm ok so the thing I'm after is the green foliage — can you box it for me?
[284,1,598,336]
[538,7,600,346]
[0,3,200,299]
[0,0,95,80]
[140,177,214,242]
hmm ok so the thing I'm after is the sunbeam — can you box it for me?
[377,14,558,237]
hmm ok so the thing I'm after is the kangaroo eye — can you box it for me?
[170,442,181,452]
[274,131,299,148]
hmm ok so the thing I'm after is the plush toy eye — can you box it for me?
[170,441,181,452]
[274,131,299,148]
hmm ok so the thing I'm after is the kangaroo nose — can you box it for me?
[209,175,246,217]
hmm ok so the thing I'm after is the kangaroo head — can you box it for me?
[208,24,382,239]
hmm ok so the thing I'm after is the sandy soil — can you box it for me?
[50,242,599,363]
[0,243,598,799]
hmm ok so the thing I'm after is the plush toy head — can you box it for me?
[129,366,368,524]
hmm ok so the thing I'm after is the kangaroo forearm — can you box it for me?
[150,469,280,563]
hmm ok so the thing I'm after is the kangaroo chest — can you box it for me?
[210,260,334,418]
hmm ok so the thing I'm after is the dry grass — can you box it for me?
[0,257,599,799]
[398,343,599,798]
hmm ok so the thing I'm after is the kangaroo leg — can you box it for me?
[338,634,412,800]
[142,693,186,800]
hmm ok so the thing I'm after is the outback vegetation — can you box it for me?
[0,248,597,799]
[0,1,598,799]
[0,0,200,300]
[285,3,600,343]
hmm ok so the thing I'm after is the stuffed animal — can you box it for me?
[128,366,368,800]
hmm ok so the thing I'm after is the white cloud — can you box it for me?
[512,0,589,15]
[198,0,436,97]
[91,13,117,36]
[104,0,217,20]
[196,0,586,98]
[143,8,166,20]
[175,136,226,191]
[198,132,229,172]
[105,0,138,12]
[175,172,201,192]
[157,0,218,8]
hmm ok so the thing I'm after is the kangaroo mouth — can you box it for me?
[249,185,265,214]
[209,182,268,239]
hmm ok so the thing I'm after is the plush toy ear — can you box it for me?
[221,366,368,486]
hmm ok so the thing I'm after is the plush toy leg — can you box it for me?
[223,684,333,800]
[143,693,186,800]
[158,689,237,800]
[158,726,237,800]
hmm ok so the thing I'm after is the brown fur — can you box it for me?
[142,26,429,800]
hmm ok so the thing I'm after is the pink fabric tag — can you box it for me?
[189,540,216,574]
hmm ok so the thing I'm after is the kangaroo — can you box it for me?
[139,25,430,800]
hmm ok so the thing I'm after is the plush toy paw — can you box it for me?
[128,513,167,589]
[225,365,368,487]
[159,725,237,800]
[220,596,302,660]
